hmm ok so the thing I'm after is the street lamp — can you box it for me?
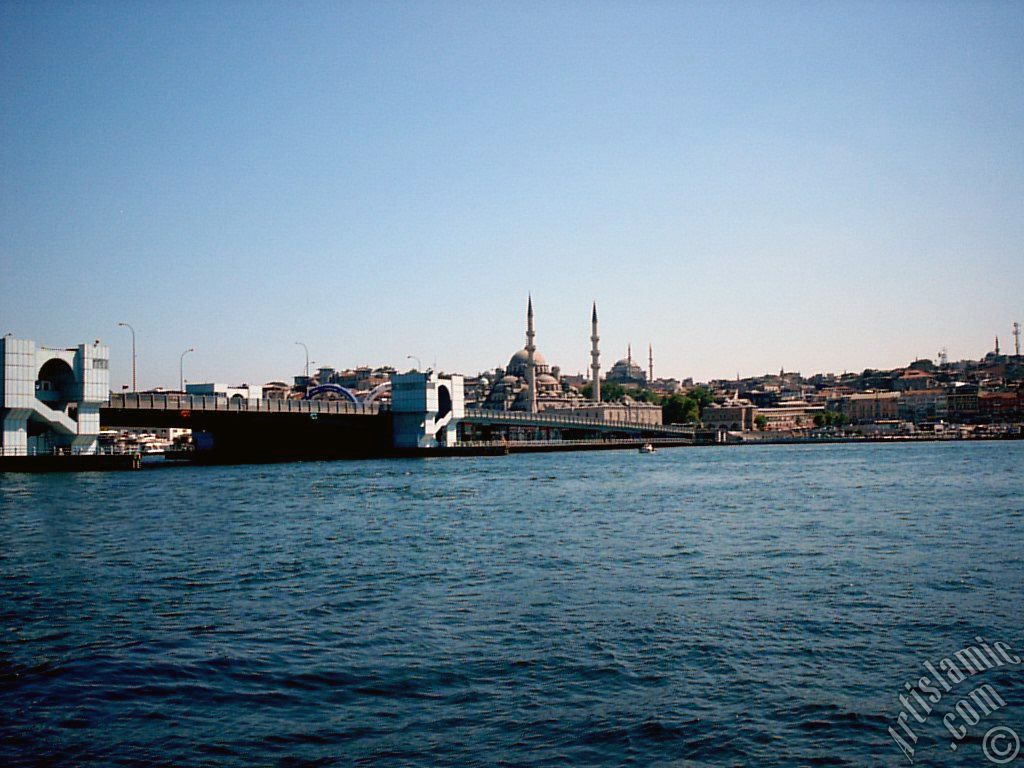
[407,355,422,371]
[295,341,309,378]
[179,348,195,392]
[117,322,136,392]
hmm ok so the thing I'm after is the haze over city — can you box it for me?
[2,1,1021,388]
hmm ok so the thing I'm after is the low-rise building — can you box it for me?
[841,391,901,424]
[702,401,755,431]
[979,390,1023,423]
[563,398,663,426]
[947,384,979,423]
[897,389,948,424]
[756,403,824,432]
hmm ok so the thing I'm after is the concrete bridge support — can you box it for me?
[391,372,465,449]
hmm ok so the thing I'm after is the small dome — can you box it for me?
[536,373,558,385]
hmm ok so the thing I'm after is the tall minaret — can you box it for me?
[590,302,601,402]
[648,343,653,383]
[526,295,537,414]
[995,336,1000,355]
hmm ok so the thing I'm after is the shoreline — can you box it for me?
[2,431,1020,473]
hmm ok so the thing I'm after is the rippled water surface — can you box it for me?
[2,442,1022,766]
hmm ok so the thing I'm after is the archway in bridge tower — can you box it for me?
[36,358,76,412]
[304,383,359,404]
[437,385,452,421]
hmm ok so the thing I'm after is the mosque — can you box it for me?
[477,298,662,425]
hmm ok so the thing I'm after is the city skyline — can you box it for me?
[2,2,1022,387]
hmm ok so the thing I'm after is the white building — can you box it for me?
[1,337,109,456]
[185,382,263,402]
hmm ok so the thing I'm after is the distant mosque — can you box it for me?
[606,343,652,388]
[477,297,662,425]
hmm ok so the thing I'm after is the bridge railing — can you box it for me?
[107,393,382,416]
[462,407,692,435]
[458,436,692,448]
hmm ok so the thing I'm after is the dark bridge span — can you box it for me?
[103,394,393,461]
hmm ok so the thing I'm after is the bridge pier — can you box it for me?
[391,372,465,449]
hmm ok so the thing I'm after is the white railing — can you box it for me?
[107,393,382,416]
[462,407,693,435]
[0,445,141,457]
[458,436,693,448]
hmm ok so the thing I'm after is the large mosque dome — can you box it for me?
[508,348,547,371]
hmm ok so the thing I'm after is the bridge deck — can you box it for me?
[105,396,688,433]
[107,393,381,416]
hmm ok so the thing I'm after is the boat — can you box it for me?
[639,443,655,453]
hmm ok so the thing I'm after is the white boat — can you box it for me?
[639,443,655,453]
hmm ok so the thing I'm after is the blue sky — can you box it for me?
[2,1,1022,388]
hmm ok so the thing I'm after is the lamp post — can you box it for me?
[179,348,194,392]
[117,322,136,392]
[407,355,422,372]
[295,341,310,378]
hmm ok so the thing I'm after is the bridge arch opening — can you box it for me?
[437,385,452,421]
[36,358,76,412]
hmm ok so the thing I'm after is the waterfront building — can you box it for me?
[0,336,108,456]
[702,401,756,431]
[569,398,663,426]
[978,389,1023,424]
[946,383,980,423]
[755,402,824,432]
[897,389,948,423]
[841,391,901,424]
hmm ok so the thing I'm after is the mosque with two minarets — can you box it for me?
[473,297,662,425]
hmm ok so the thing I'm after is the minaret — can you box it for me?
[648,343,653,383]
[995,336,1000,355]
[526,295,537,414]
[590,302,601,402]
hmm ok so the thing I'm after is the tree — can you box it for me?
[579,381,628,403]
[633,388,663,404]
[754,414,768,431]
[663,392,700,424]
[814,409,848,428]
[600,382,627,402]
[688,386,713,411]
